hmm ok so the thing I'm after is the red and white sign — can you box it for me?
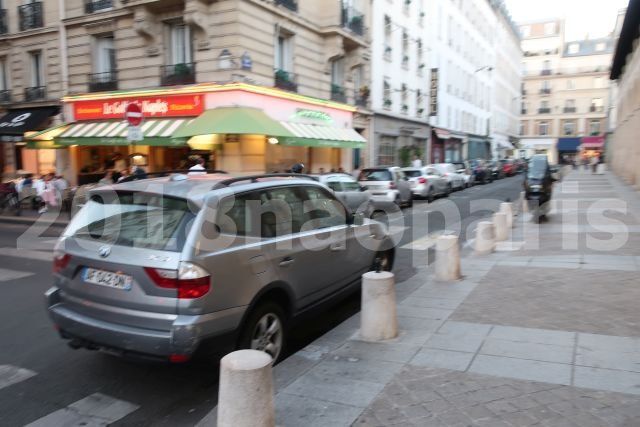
[73,94,204,121]
[125,103,143,126]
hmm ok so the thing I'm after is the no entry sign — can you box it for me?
[125,103,143,126]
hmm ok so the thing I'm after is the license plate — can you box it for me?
[373,192,387,196]
[83,268,132,291]
[410,182,417,187]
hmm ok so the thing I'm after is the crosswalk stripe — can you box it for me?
[0,247,53,262]
[25,393,139,427]
[0,267,34,282]
[0,365,37,390]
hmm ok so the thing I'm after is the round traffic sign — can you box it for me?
[125,103,143,126]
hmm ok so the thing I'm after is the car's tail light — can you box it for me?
[389,182,397,189]
[145,262,211,299]
[53,251,71,273]
[418,177,427,184]
[169,354,191,363]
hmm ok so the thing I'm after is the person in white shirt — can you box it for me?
[188,157,206,175]
[412,155,423,168]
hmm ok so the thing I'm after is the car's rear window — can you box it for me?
[403,170,422,178]
[66,192,195,251]
[359,169,392,181]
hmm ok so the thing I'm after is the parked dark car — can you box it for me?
[501,159,517,176]
[468,159,491,184]
[487,161,503,180]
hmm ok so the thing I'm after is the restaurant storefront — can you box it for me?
[580,135,605,160]
[32,83,365,185]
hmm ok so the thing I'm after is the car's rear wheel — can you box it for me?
[427,188,434,203]
[239,302,286,364]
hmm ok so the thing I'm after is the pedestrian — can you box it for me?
[98,170,114,186]
[188,157,206,175]
[39,174,58,214]
[53,175,68,193]
[291,163,305,174]
[590,155,599,174]
[117,169,130,182]
[412,155,423,168]
[319,167,325,174]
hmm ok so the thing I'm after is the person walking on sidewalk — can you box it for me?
[39,174,58,214]
[590,155,599,174]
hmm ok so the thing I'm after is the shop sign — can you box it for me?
[74,94,204,121]
[0,112,31,129]
[292,109,333,123]
[429,68,438,117]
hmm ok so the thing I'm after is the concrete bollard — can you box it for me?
[435,235,461,281]
[520,191,528,214]
[596,163,606,174]
[361,271,398,341]
[474,221,495,255]
[493,212,508,242]
[500,202,514,229]
[218,350,275,427]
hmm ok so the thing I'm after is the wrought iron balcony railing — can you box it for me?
[274,69,298,92]
[160,63,196,86]
[85,0,113,14]
[25,86,46,101]
[19,2,43,31]
[341,7,364,36]
[88,71,118,92]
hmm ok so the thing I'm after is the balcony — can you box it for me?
[0,90,10,103]
[88,71,118,92]
[331,84,347,103]
[589,105,604,113]
[563,107,576,113]
[274,69,298,92]
[19,2,43,32]
[342,7,364,36]
[85,0,113,14]
[539,88,551,95]
[540,69,552,76]
[538,108,551,114]
[160,63,196,86]
[275,0,298,12]
[25,86,46,101]
[0,9,7,35]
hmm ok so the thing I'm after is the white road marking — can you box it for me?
[0,247,53,262]
[0,267,34,282]
[0,365,37,390]
[25,393,139,427]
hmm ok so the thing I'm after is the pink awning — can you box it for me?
[434,128,450,140]
[581,136,604,149]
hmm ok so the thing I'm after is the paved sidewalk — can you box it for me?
[199,169,640,426]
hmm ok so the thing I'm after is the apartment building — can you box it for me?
[368,0,430,166]
[609,0,640,187]
[519,19,613,164]
[0,0,372,181]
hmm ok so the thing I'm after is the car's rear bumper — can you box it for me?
[46,286,244,360]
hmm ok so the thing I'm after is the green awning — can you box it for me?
[55,119,189,146]
[26,140,66,149]
[172,107,294,138]
[278,121,366,148]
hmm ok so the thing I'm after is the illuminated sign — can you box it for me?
[73,94,204,121]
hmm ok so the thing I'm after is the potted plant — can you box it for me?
[384,99,392,108]
[417,107,424,115]
[402,104,409,112]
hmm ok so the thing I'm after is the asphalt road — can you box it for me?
[0,174,524,426]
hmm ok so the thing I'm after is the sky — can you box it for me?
[504,0,628,40]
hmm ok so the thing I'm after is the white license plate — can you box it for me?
[83,268,132,291]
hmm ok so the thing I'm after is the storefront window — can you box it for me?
[378,136,395,166]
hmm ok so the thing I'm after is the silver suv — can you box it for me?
[46,174,394,363]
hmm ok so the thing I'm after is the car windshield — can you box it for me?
[528,158,548,180]
[403,170,422,178]
[65,192,195,251]
[360,169,392,181]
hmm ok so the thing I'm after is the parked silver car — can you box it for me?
[46,174,394,364]
[430,163,467,191]
[314,173,373,217]
[358,167,413,208]
[401,166,450,202]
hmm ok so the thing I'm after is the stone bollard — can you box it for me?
[361,271,398,341]
[596,163,606,174]
[474,221,495,255]
[435,235,461,281]
[520,191,528,214]
[493,212,508,242]
[218,350,275,427]
[500,202,514,229]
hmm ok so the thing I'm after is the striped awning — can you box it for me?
[55,119,192,146]
[279,122,366,148]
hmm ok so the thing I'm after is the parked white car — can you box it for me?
[358,167,412,208]
[401,166,450,202]
[430,163,467,191]
[314,173,373,216]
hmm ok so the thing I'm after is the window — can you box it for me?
[217,192,261,237]
[544,22,555,35]
[568,43,579,54]
[589,120,600,135]
[94,35,115,74]
[565,99,575,108]
[540,100,549,109]
[169,22,192,65]
[30,50,43,87]
[591,98,603,112]
[595,42,605,52]
[378,137,395,165]
[538,121,549,136]
[563,121,575,135]
[519,121,526,135]
[542,80,551,90]
[275,34,292,72]
[86,0,113,13]
[303,186,347,229]
[261,187,307,237]
[0,57,7,91]
[566,79,575,89]
[383,80,391,108]
[402,31,409,68]
[542,60,551,71]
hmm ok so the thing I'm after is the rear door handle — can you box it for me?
[330,243,346,251]
[279,257,295,267]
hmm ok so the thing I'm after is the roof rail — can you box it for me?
[119,169,228,183]
[212,173,318,189]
